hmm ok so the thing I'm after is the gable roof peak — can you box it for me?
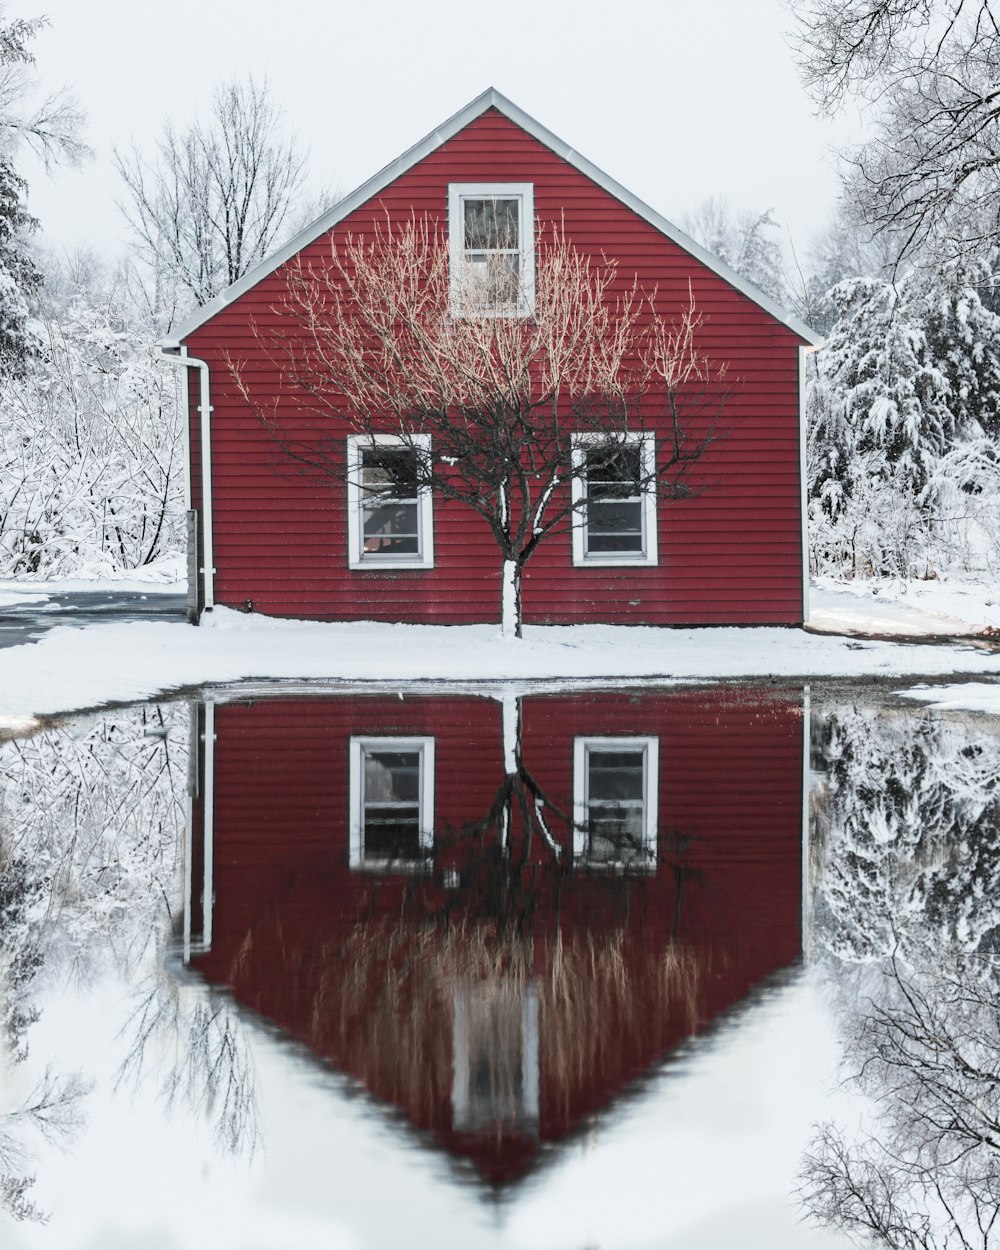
[164,89,819,346]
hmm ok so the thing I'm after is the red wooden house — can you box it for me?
[184,685,807,1185]
[164,89,819,626]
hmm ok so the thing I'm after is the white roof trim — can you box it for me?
[164,87,821,347]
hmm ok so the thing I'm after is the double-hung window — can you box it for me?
[571,432,657,566]
[448,183,534,317]
[573,737,658,870]
[346,435,434,569]
[349,736,434,872]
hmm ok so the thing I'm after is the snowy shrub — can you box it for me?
[0,297,185,578]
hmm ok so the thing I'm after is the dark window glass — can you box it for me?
[362,749,424,863]
[360,448,421,556]
[584,444,644,553]
[464,198,520,250]
[585,748,648,864]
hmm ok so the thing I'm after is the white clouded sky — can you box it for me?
[22,0,861,265]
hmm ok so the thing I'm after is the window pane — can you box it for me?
[363,750,423,862]
[465,252,520,305]
[362,502,420,554]
[588,751,644,799]
[586,501,643,552]
[586,748,648,864]
[464,198,520,250]
[361,447,419,497]
[585,445,641,494]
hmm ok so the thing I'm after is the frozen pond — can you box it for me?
[1,683,997,1249]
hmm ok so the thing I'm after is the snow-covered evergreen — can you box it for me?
[807,254,1000,580]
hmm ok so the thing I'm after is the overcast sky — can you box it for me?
[23,0,861,266]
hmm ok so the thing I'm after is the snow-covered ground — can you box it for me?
[0,605,998,726]
[809,575,999,637]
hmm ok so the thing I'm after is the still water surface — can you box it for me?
[1,684,997,1249]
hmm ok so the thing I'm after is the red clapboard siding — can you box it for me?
[184,107,808,626]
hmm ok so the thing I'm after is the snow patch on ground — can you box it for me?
[897,682,1000,715]
[1,607,998,719]
[809,575,999,637]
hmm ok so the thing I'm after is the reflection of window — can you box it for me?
[346,435,433,569]
[452,983,539,1133]
[349,737,434,871]
[571,433,657,566]
[448,183,534,316]
[573,737,658,869]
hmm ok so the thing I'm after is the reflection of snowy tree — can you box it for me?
[810,702,1000,962]
[802,953,1000,1250]
[0,706,187,978]
[805,703,1000,1248]
[0,704,259,1215]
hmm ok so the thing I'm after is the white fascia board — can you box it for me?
[164,86,822,348]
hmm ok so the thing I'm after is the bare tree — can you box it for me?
[236,219,727,637]
[116,76,305,319]
[0,9,87,168]
[800,953,1000,1250]
[790,0,1000,261]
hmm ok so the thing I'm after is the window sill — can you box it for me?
[572,553,658,568]
[348,557,435,571]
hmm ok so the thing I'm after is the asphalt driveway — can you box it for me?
[0,590,188,649]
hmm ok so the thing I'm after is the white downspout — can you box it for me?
[159,345,216,612]
[799,343,822,627]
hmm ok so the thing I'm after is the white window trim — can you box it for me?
[571,431,658,567]
[346,433,434,570]
[572,736,658,872]
[448,182,535,318]
[349,735,435,873]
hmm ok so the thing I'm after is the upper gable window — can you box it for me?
[448,183,534,317]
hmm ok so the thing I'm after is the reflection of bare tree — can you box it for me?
[801,952,1000,1250]
[0,1069,90,1222]
[116,945,260,1157]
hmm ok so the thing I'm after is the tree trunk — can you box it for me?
[500,558,522,639]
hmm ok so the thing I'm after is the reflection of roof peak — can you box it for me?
[182,955,805,1194]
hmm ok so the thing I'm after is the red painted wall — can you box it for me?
[185,109,806,625]
[190,686,804,1183]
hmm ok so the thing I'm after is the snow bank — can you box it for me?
[809,575,999,637]
[2,607,999,719]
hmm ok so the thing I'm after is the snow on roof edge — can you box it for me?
[162,86,821,347]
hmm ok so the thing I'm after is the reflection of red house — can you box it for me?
[187,686,805,1185]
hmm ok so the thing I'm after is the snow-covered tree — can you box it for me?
[0,271,186,578]
[0,9,87,378]
[791,0,1000,262]
[803,700,1000,1248]
[810,700,1000,963]
[682,197,787,303]
[806,257,1000,578]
